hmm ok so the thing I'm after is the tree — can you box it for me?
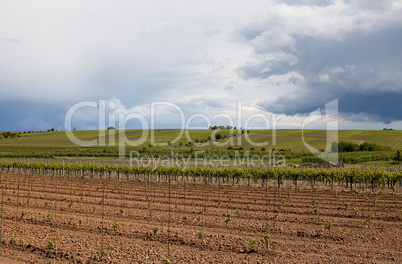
[395,150,401,163]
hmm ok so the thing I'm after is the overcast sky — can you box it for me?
[1,0,402,131]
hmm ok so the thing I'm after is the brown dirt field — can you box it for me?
[0,173,401,263]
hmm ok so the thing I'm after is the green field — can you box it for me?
[1,129,401,151]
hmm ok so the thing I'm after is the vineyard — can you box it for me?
[0,159,401,263]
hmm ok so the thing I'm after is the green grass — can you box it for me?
[0,129,401,156]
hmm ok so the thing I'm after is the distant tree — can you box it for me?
[107,126,115,130]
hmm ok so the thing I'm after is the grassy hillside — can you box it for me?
[0,129,401,152]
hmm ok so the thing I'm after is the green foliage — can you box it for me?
[312,199,317,206]
[1,132,19,139]
[119,208,125,214]
[153,227,159,236]
[264,233,271,249]
[47,239,56,257]
[21,211,27,217]
[112,220,119,230]
[324,220,333,231]
[395,150,401,163]
[182,215,189,221]
[248,240,258,252]
[333,141,391,153]
[163,258,171,264]
[364,217,372,225]
[10,237,16,244]
[197,231,205,239]
[97,247,107,257]
[224,215,232,225]
[47,213,53,221]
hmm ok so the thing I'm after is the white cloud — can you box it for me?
[0,0,401,130]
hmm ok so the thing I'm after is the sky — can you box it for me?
[1,0,402,131]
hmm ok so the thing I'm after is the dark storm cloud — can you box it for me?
[237,4,402,123]
[0,101,64,131]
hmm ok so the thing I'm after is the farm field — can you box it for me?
[1,129,402,152]
[0,169,401,263]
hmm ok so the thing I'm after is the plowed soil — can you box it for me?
[0,173,401,263]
